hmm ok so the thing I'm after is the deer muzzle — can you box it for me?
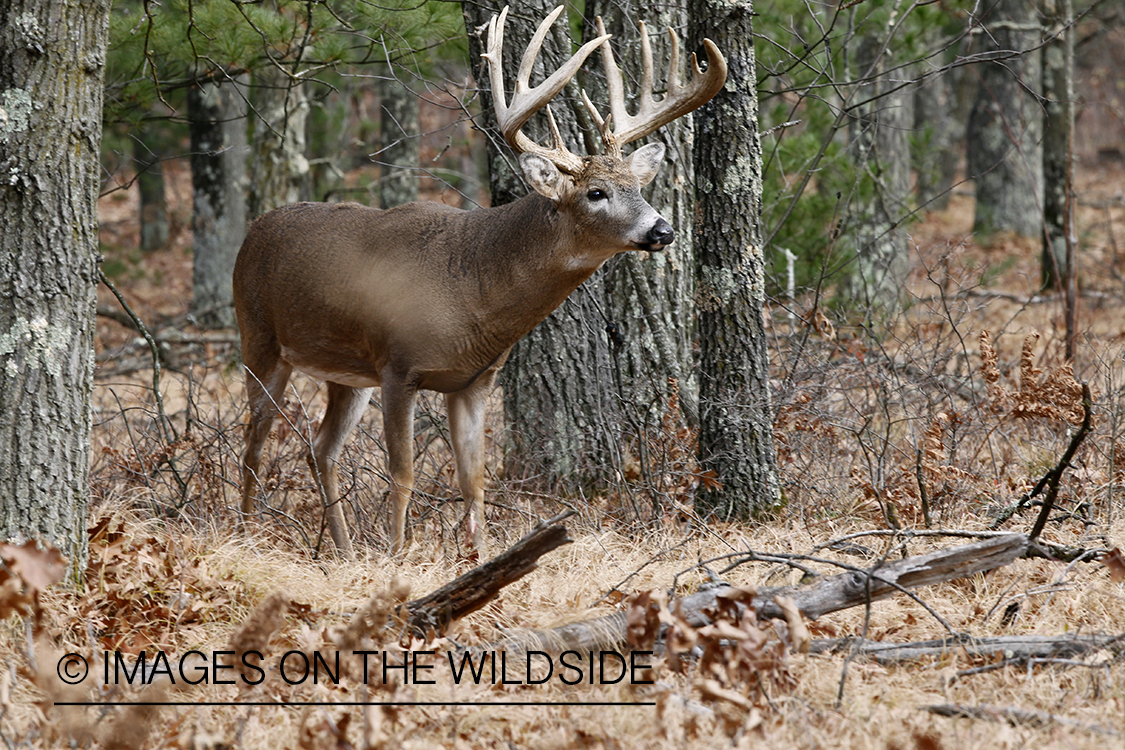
[639,218,674,252]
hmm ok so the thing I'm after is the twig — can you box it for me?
[97,269,177,445]
[915,448,932,528]
[403,511,575,636]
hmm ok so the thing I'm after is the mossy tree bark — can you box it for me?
[0,0,112,577]
[248,71,310,219]
[689,0,781,520]
[460,1,695,502]
[247,1,310,220]
[190,78,248,328]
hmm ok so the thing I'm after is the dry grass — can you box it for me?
[2,508,1122,748]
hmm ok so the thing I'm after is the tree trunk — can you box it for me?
[913,74,956,212]
[842,31,912,312]
[966,0,1043,239]
[190,78,248,328]
[134,136,169,252]
[0,0,111,578]
[248,67,310,219]
[913,29,969,212]
[589,0,699,431]
[376,66,420,208]
[689,0,781,520]
[462,1,696,501]
[1040,0,1074,289]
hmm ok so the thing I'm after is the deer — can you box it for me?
[233,5,727,558]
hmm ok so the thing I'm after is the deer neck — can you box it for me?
[466,193,609,333]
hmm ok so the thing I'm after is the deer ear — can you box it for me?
[521,153,564,202]
[626,143,666,187]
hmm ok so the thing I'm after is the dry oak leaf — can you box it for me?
[1102,547,1125,583]
[774,596,810,654]
[0,540,67,593]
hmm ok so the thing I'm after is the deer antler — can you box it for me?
[483,6,611,175]
[584,17,728,157]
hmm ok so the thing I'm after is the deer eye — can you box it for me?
[586,189,607,201]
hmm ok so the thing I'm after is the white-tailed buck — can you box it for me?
[234,6,727,556]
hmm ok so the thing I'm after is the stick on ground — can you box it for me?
[403,511,575,636]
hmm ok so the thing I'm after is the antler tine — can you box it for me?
[483,5,611,175]
[593,17,728,150]
[638,21,656,114]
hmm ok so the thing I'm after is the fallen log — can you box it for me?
[809,633,1125,665]
[925,703,1121,737]
[485,533,1029,656]
[402,511,574,636]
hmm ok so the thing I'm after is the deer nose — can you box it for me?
[647,219,674,248]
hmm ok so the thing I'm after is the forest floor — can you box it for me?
[2,155,1124,749]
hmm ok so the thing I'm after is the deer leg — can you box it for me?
[309,382,373,559]
[381,374,417,555]
[241,357,293,523]
[446,376,494,554]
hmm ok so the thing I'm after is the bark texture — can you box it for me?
[190,79,248,328]
[689,0,780,520]
[0,0,111,576]
[913,69,957,211]
[966,0,1043,238]
[461,1,695,495]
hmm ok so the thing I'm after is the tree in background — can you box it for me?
[189,79,248,328]
[1041,0,1075,290]
[754,0,939,305]
[966,0,1043,240]
[135,134,170,251]
[0,0,112,576]
[689,0,781,520]
[841,14,912,313]
[247,0,312,219]
[376,64,420,208]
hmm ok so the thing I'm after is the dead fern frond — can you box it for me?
[979,330,1005,407]
[978,330,1087,426]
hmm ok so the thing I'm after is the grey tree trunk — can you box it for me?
[0,0,111,578]
[376,67,420,208]
[689,0,781,520]
[966,0,1043,238]
[134,135,169,252]
[190,79,248,328]
[462,0,695,500]
[842,31,912,313]
[248,67,310,219]
[913,37,968,212]
[1041,0,1074,289]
